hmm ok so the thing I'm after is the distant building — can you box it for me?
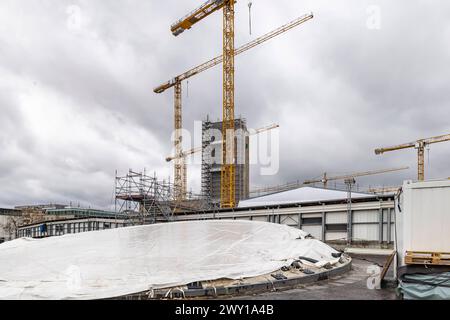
[0,208,23,243]
[17,216,130,239]
[0,206,128,243]
[202,117,250,206]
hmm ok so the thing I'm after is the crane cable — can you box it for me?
[248,1,253,35]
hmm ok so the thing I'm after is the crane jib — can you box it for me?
[154,13,314,94]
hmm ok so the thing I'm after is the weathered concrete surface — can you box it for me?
[231,256,399,300]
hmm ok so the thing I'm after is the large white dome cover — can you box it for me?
[0,220,339,300]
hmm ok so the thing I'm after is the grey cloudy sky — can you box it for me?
[0,0,449,209]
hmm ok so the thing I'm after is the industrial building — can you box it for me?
[202,117,250,205]
[174,186,396,246]
[11,187,396,247]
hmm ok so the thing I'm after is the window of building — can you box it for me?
[301,217,322,225]
[55,225,64,234]
[326,224,348,232]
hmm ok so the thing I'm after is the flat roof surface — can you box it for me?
[239,187,376,208]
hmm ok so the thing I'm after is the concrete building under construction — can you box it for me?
[202,117,250,205]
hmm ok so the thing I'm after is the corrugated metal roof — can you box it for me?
[238,187,375,208]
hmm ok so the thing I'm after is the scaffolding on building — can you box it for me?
[201,117,249,207]
[202,119,213,204]
[115,170,211,224]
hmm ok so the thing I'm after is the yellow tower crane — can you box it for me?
[171,0,236,207]
[158,9,313,204]
[165,123,280,163]
[375,134,450,181]
[303,167,410,188]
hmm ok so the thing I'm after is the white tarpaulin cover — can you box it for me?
[0,220,340,300]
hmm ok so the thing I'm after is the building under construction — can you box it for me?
[202,117,250,205]
[115,170,210,223]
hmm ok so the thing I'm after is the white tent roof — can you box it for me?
[239,187,374,208]
[0,221,340,300]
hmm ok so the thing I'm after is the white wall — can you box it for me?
[398,180,450,265]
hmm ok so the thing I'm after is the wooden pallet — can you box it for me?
[405,251,450,266]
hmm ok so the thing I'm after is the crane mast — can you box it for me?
[375,134,450,181]
[173,81,186,200]
[221,0,236,208]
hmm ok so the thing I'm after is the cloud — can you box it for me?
[0,0,449,208]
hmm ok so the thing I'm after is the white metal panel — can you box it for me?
[353,210,378,223]
[390,224,395,243]
[251,216,268,222]
[302,225,322,240]
[301,213,322,219]
[326,232,347,242]
[236,217,251,221]
[277,207,301,215]
[383,224,387,242]
[353,224,378,241]
[326,212,347,224]
[383,209,389,223]
[402,180,450,256]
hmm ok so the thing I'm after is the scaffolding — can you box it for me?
[201,117,249,207]
[115,170,212,224]
[201,119,213,204]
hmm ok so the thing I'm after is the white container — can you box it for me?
[396,180,450,266]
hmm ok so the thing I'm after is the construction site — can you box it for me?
[0,0,449,304]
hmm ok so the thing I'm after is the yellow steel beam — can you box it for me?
[221,0,235,208]
[171,0,227,36]
[155,14,314,94]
